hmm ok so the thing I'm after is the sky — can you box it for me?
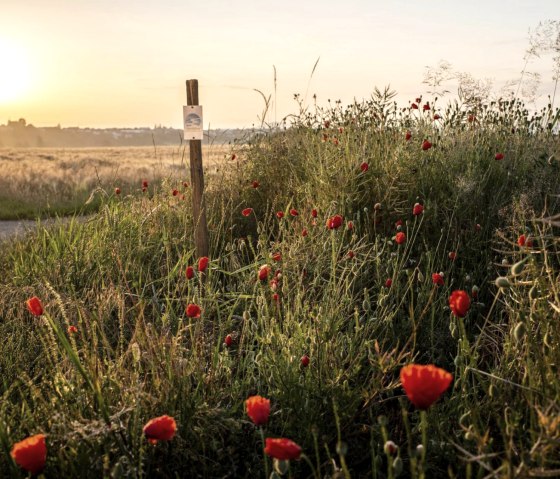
[0,0,559,129]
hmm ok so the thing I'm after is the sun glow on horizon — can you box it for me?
[0,37,32,104]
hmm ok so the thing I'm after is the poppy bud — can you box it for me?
[421,140,432,151]
[301,354,310,367]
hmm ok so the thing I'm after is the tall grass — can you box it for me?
[0,95,559,477]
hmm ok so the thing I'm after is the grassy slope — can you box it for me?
[0,98,559,477]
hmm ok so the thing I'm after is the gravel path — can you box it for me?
[0,218,80,242]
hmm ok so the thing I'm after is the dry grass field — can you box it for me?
[0,144,235,219]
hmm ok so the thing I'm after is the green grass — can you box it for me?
[0,95,559,478]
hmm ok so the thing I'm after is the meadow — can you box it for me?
[0,94,559,478]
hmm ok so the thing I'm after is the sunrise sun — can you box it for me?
[0,37,32,103]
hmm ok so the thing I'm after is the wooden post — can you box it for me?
[186,79,209,260]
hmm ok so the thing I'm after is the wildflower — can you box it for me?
[26,297,44,316]
[433,114,441,120]
[10,434,47,475]
[225,334,233,347]
[517,234,533,247]
[467,114,475,122]
[432,273,444,287]
[448,251,457,261]
[384,440,398,455]
[198,256,209,273]
[374,203,382,211]
[385,278,393,288]
[347,250,355,259]
[302,229,308,237]
[415,97,422,103]
[272,293,279,302]
[242,208,253,217]
[395,219,403,229]
[231,154,237,161]
[411,103,419,110]
[400,364,453,409]
[395,232,406,244]
[272,252,282,262]
[185,266,194,280]
[449,290,471,317]
[338,127,344,134]
[172,189,179,196]
[264,438,302,461]
[115,187,121,195]
[68,325,78,334]
[347,221,354,231]
[311,208,318,218]
[324,120,330,128]
[413,203,424,216]
[405,131,412,141]
[301,354,310,367]
[186,303,201,318]
[183,181,189,188]
[290,208,299,217]
[423,103,430,111]
[495,153,504,161]
[143,415,177,444]
[360,162,369,172]
[258,264,271,281]
[252,180,260,189]
[326,215,343,230]
[142,180,148,189]
[276,211,284,219]
[246,395,270,426]
[333,138,339,146]
[421,140,432,151]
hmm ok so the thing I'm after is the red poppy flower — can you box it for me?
[272,252,282,262]
[326,215,343,230]
[311,209,318,218]
[246,395,270,425]
[467,114,475,122]
[10,434,47,474]
[258,265,271,281]
[252,180,260,189]
[183,181,189,188]
[448,251,457,261]
[333,138,339,146]
[347,250,355,259]
[225,334,233,347]
[172,189,179,197]
[231,154,237,161]
[360,162,369,172]
[385,278,392,288]
[143,415,177,443]
[186,303,201,318]
[411,103,419,110]
[517,234,533,247]
[422,140,432,151]
[432,273,444,287]
[272,293,279,302]
[264,438,302,461]
[26,297,44,316]
[301,354,310,367]
[242,208,253,217]
[395,219,403,229]
[405,131,412,141]
[324,120,330,128]
[415,97,422,103]
[495,153,504,161]
[115,187,121,195]
[433,114,441,120]
[322,133,328,142]
[67,325,78,334]
[186,266,194,280]
[290,208,299,217]
[400,364,453,409]
[347,221,354,231]
[338,127,344,133]
[413,203,424,216]
[276,211,284,219]
[449,290,471,317]
[423,103,430,111]
[142,180,148,188]
[198,256,209,273]
[302,229,308,237]
[395,232,406,244]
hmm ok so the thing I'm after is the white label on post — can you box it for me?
[183,105,203,140]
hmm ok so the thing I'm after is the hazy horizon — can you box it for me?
[1,1,559,129]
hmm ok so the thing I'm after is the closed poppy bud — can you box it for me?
[422,140,432,151]
[384,440,398,455]
[374,203,382,211]
[276,211,284,219]
[198,256,209,272]
[475,223,481,232]
[252,180,260,189]
[495,153,504,161]
[413,203,424,216]
[471,285,479,299]
[225,334,233,347]
[186,303,201,318]
[302,229,308,237]
[395,232,406,244]
[290,208,299,217]
[301,354,310,367]
[272,293,279,302]
[433,114,440,120]
[258,264,271,281]
[415,97,421,103]
[311,208,318,218]
[423,103,430,111]
[242,208,253,217]
[272,252,282,262]
[400,364,453,409]
[143,415,177,443]
[67,325,78,334]
[448,251,457,261]
[10,434,47,475]
[326,214,343,230]
[411,103,419,109]
[385,278,392,288]
[115,187,121,195]
[172,189,179,196]
[449,290,471,317]
[432,273,444,287]
[246,395,270,425]
[186,266,195,280]
[264,438,302,461]
[405,130,412,141]
[347,221,354,230]
[395,219,403,229]
[347,250,355,259]
[26,297,44,316]
[360,162,369,172]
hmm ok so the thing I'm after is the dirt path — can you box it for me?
[0,218,79,242]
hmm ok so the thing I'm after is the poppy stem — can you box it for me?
[419,410,428,479]
[259,427,270,479]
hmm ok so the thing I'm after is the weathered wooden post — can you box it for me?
[184,79,209,260]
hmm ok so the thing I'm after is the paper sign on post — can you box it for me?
[183,105,203,140]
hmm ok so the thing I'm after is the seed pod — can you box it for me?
[529,285,539,300]
[495,276,511,289]
[392,457,403,476]
[336,441,348,456]
[273,459,289,475]
[510,256,530,276]
[513,322,526,343]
